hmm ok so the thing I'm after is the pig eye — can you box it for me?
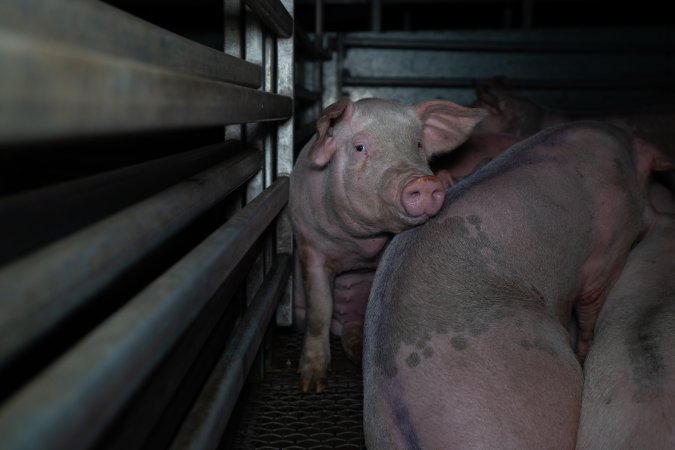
[417,140,422,148]
[354,144,365,153]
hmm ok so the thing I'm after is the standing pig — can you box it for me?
[363,121,671,448]
[576,212,675,449]
[289,97,486,392]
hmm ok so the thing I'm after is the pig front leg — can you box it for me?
[297,246,335,393]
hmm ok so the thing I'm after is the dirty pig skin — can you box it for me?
[289,97,486,393]
[363,121,673,448]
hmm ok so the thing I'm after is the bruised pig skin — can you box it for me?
[363,121,672,449]
[577,212,675,450]
[289,97,486,393]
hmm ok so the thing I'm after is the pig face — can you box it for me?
[307,98,486,235]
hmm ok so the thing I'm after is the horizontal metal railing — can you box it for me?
[0,149,261,378]
[169,254,292,450]
[0,0,261,87]
[0,141,245,263]
[0,0,294,144]
[0,178,290,450]
[0,0,295,447]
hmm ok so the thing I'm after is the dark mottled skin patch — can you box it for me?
[627,304,668,402]
[406,352,421,368]
[467,215,481,228]
[373,214,547,378]
[451,336,468,351]
[369,129,580,379]
[422,347,433,358]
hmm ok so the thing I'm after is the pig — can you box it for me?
[433,130,675,214]
[576,211,675,449]
[363,121,672,448]
[431,132,520,187]
[472,77,675,163]
[289,97,486,392]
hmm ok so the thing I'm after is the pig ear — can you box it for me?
[414,99,488,157]
[633,137,675,188]
[307,98,354,169]
[473,84,503,115]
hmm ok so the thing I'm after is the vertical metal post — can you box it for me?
[314,0,324,116]
[371,0,382,32]
[275,0,295,327]
[245,7,266,303]
[224,0,244,142]
[522,0,533,29]
[336,33,344,98]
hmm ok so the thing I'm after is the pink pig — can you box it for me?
[576,211,675,449]
[289,97,486,392]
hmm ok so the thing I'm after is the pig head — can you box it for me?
[289,97,486,392]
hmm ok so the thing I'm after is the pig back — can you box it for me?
[363,122,647,449]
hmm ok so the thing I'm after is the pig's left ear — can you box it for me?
[414,99,487,157]
[307,98,354,169]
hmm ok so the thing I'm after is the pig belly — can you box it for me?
[293,268,373,336]
[364,308,582,450]
[330,271,373,335]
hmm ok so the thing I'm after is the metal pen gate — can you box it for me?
[0,0,296,448]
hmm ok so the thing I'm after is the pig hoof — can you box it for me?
[299,369,328,393]
[342,323,364,365]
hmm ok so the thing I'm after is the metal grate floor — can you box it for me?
[230,328,366,449]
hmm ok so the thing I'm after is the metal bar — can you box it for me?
[224,0,245,142]
[0,150,261,376]
[370,0,382,32]
[295,26,332,60]
[0,141,241,265]
[316,0,324,37]
[0,178,289,450]
[96,249,260,450]
[342,75,675,90]
[294,86,323,102]
[0,0,260,88]
[339,36,675,53]
[275,0,295,326]
[169,254,292,450]
[295,122,317,150]
[244,0,293,38]
[0,30,292,144]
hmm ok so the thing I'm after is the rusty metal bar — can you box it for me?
[244,0,293,38]
[0,178,289,450]
[169,254,292,450]
[0,0,260,87]
[0,150,262,376]
[0,29,292,144]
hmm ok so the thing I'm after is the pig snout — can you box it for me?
[401,175,445,218]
